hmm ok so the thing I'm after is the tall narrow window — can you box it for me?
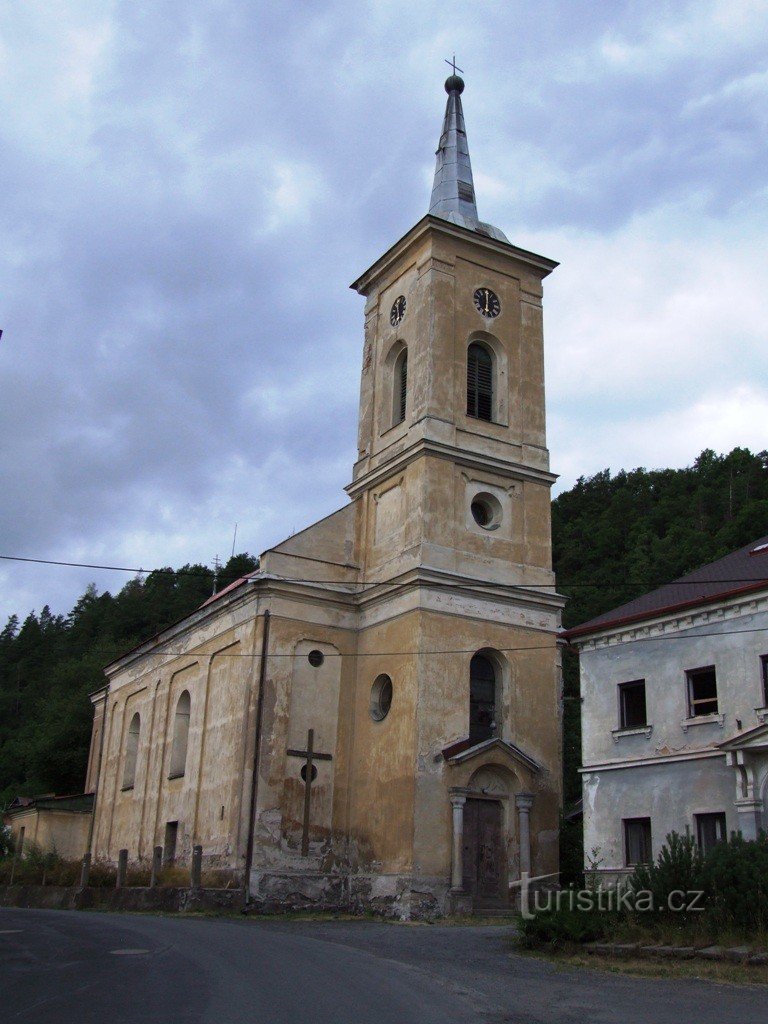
[122,712,140,790]
[761,655,768,707]
[394,349,407,425]
[624,817,652,865]
[469,653,496,744]
[467,342,493,421]
[169,691,191,779]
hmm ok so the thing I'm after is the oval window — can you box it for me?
[370,674,393,722]
[307,649,324,667]
[471,492,502,531]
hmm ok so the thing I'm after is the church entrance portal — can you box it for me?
[462,798,506,906]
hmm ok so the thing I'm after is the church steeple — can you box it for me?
[428,74,509,243]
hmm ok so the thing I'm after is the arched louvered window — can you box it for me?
[394,348,407,425]
[469,654,496,744]
[169,690,191,779]
[122,712,140,790]
[467,342,493,422]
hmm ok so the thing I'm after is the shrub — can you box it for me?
[518,900,615,949]
[702,831,768,933]
[0,825,14,860]
[628,831,704,917]
[88,860,117,887]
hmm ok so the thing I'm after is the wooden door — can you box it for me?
[462,799,506,906]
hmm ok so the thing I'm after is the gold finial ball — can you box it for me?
[445,74,464,94]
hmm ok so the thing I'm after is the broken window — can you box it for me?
[618,680,647,729]
[696,812,726,854]
[686,666,718,717]
[169,690,191,779]
[624,817,652,866]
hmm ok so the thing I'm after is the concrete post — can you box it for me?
[191,845,203,890]
[516,793,534,876]
[150,845,163,888]
[449,793,467,891]
[116,848,128,890]
[80,853,91,889]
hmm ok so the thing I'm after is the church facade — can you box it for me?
[87,74,565,917]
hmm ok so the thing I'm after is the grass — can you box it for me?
[522,947,768,987]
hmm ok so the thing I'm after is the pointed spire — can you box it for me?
[429,75,479,227]
[428,74,509,243]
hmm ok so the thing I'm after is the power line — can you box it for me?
[55,625,768,664]
[1,552,766,590]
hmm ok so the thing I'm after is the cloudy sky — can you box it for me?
[2,0,768,623]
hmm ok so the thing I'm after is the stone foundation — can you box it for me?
[249,870,452,920]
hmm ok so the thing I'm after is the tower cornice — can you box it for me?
[350,215,558,297]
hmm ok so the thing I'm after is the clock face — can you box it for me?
[474,287,501,319]
[390,295,406,327]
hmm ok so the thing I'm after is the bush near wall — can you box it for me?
[519,831,768,950]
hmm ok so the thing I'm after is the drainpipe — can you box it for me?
[243,609,271,907]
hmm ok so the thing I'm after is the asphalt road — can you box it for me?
[1,908,766,1024]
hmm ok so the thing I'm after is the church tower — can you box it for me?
[341,73,564,913]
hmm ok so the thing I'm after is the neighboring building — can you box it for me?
[4,794,94,862]
[84,74,565,917]
[566,536,768,882]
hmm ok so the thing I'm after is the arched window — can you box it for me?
[394,348,407,425]
[469,654,496,744]
[122,712,140,790]
[169,690,191,779]
[467,342,493,421]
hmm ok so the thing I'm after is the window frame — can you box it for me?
[686,665,719,718]
[618,679,647,730]
[695,812,727,854]
[623,817,652,867]
[466,341,494,422]
[394,348,407,426]
[469,652,497,744]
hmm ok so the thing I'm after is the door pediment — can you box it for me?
[443,737,543,776]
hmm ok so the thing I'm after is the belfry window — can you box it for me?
[122,712,140,790]
[467,342,493,421]
[394,348,407,425]
[169,690,191,779]
[469,653,496,744]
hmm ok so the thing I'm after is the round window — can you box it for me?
[300,763,318,782]
[370,674,393,722]
[307,649,324,667]
[470,492,502,531]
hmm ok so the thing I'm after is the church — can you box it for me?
[85,73,565,918]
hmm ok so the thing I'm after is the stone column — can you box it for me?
[79,853,91,889]
[516,793,534,876]
[449,792,467,891]
[191,845,203,890]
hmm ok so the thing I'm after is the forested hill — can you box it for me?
[1,447,767,808]
[554,448,768,629]
[0,554,258,809]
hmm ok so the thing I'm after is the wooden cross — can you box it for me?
[444,54,464,76]
[286,728,332,856]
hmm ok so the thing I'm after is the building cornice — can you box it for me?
[580,748,726,773]
[346,435,557,500]
[568,590,768,652]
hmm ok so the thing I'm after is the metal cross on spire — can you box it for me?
[444,54,464,76]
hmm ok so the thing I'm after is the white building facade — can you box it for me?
[566,536,768,882]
